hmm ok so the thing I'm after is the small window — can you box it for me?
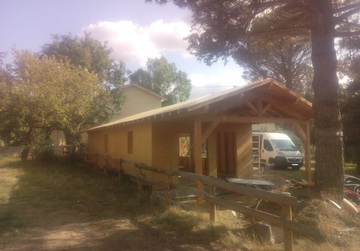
[264,139,273,151]
[179,135,191,157]
[127,131,133,154]
[104,134,108,153]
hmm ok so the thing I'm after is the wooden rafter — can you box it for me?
[266,107,286,118]
[209,93,249,114]
[201,119,220,144]
[263,103,272,114]
[257,98,263,116]
[261,96,308,119]
[220,115,306,125]
[246,101,258,114]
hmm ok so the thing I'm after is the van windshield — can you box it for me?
[271,139,297,151]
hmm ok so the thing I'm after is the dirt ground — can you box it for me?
[1,158,360,251]
[0,159,231,251]
[2,212,220,251]
[1,202,245,251]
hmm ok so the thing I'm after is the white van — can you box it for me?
[252,132,303,170]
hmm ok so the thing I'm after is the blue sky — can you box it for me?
[0,0,246,97]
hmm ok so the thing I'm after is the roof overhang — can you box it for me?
[85,78,313,132]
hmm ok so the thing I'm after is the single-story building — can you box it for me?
[85,78,313,182]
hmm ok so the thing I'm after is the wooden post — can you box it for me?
[208,133,217,222]
[304,122,312,183]
[194,119,204,204]
[209,185,216,223]
[282,204,294,251]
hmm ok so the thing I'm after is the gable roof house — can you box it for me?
[111,84,164,121]
[85,79,314,184]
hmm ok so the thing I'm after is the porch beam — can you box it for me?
[220,115,305,125]
[201,119,220,144]
[194,119,204,203]
[257,98,263,116]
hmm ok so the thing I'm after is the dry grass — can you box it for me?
[0,157,359,250]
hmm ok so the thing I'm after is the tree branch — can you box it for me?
[334,2,360,14]
[334,7,360,23]
[335,30,360,38]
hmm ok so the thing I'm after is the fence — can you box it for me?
[82,153,321,251]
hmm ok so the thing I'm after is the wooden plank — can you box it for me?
[257,98,263,116]
[218,132,226,174]
[209,185,216,223]
[226,131,235,175]
[180,186,321,238]
[221,115,304,125]
[176,171,298,206]
[208,133,218,178]
[304,123,312,183]
[92,154,298,206]
[194,119,204,203]
[283,204,294,251]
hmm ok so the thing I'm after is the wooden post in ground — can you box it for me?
[304,122,312,183]
[282,204,294,251]
[209,185,216,223]
[194,119,204,204]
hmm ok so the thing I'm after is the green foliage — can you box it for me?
[42,33,127,118]
[33,146,56,161]
[1,34,129,152]
[235,35,313,96]
[340,37,360,172]
[339,36,360,86]
[130,57,192,106]
[42,33,113,81]
[0,50,99,155]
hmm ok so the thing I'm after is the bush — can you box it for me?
[33,146,55,161]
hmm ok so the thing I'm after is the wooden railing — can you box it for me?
[81,153,321,251]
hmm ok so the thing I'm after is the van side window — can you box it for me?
[264,139,273,151]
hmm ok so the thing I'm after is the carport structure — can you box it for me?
[86,78,313,185]
[187,78,313,182]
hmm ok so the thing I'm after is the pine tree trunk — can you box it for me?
[310,0,344,200]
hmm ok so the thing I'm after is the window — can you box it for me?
[272,139,297,151]
[264,139,273,151]
[179,134,191,157]
[127,131,133,154]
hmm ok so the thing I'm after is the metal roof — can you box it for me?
[85,78,313,132]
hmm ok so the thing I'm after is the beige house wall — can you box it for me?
[112,86,162,121]
[152,121,193,169]
[87,121,253,179]
[87,123,153,165]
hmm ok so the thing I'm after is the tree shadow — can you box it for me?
[0,158,234,250]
